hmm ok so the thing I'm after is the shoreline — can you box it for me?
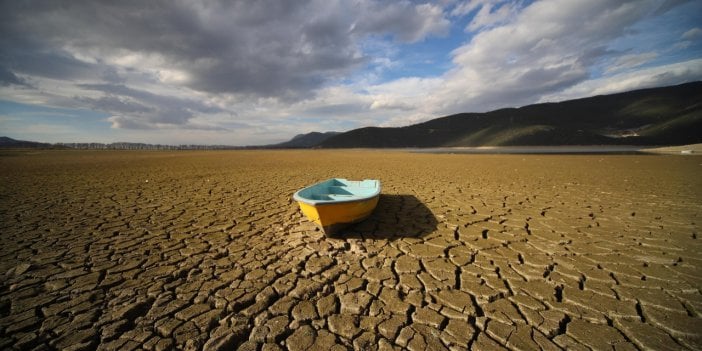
[2,143,701,155]
[410,143,702,155]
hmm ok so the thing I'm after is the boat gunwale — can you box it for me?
[294,193,380,206]
[293,178,381,206]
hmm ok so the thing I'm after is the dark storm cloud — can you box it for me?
[653,0,693,15]
[9,49,99,81]
[0,66,29,87]
[352,1,449,42]
[100,68,126,84]
[0,0,448,100]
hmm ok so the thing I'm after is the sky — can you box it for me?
[1,0,701,145]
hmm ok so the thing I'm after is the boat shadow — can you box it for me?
[339,194,438,240]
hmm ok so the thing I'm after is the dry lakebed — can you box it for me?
[1,150,700,350]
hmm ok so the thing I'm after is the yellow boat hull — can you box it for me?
[297,195,379,236]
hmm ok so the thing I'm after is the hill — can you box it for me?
[320,81,702,148]
[0,136,54,149]
[269,131,341,148]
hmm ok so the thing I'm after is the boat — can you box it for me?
[293,178,381,236]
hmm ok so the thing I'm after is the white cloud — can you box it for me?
[604,52,659,74]
[467,1,522,32]
[347,0,700,124]
[538,58,702,102]
[408,0,676,114]
[451,0,483,17]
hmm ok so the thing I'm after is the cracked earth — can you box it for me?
[1,150,701,350]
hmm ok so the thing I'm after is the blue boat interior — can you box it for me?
[294,178,380,204]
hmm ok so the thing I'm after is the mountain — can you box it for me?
[0,136,54,149]
[2,82,700,149]
[270,131,341,148]
[320,81,702,148]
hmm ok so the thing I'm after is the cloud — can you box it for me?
[353,2,450,42]
[76,95,153,115]
[419,0,689,114]
[341,0,700,127]
[451,0,523,32]
[106,114,231,131]
[1,0,700,145]
[653,0,692,15]
[0,66,30,87]
[106,116,157,130]
[539,58,702,102]
[682,27,702,40]
[604,52,659,74]
[0,0,449,101]
[674,27,700,49]
[0,0,454,136]
[368,76,443,112]
[77,83,226,128]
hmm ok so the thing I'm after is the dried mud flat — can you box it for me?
[1,150,701,350]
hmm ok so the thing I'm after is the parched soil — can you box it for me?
[0,150,700,350]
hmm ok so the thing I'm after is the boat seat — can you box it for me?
[310,194,333,200]
[326,186,353,195]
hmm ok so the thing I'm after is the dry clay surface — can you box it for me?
[1,150,701,350]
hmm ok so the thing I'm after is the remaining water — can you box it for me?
[411,145,651,155]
